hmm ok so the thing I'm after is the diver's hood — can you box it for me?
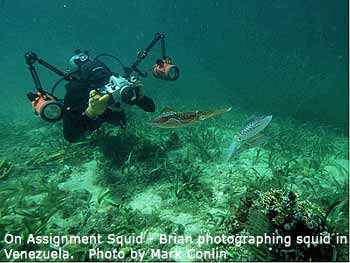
[79,59,113,87]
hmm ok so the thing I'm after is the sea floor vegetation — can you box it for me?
[0,109,348,262]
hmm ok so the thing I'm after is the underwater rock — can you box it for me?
[58,160,104,203]
[324,159,349,184]
[160,212,204,236]
[128,190,162,214]
[161,212,194,226]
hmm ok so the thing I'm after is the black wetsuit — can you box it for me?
[63,59,155,142]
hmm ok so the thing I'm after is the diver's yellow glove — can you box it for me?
[85,90,110,119]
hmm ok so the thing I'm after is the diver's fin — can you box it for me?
[160,107,177,114]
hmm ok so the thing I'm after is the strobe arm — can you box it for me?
[142,32,165,58]
[25,52,44,93]
[160,36,166,59]
[25,52,68,77]
[124,33,166,78]
[25,51,77,93]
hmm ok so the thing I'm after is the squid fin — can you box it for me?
[160,107,177,114]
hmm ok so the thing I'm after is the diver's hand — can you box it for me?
[85,90,110,119]
[133,80,144,101]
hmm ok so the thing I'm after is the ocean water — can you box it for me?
[0,0,348,262]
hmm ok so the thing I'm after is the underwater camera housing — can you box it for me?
[98,75,138,110]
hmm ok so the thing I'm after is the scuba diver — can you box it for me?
[25,33,179,142]
[62,51,155,142]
